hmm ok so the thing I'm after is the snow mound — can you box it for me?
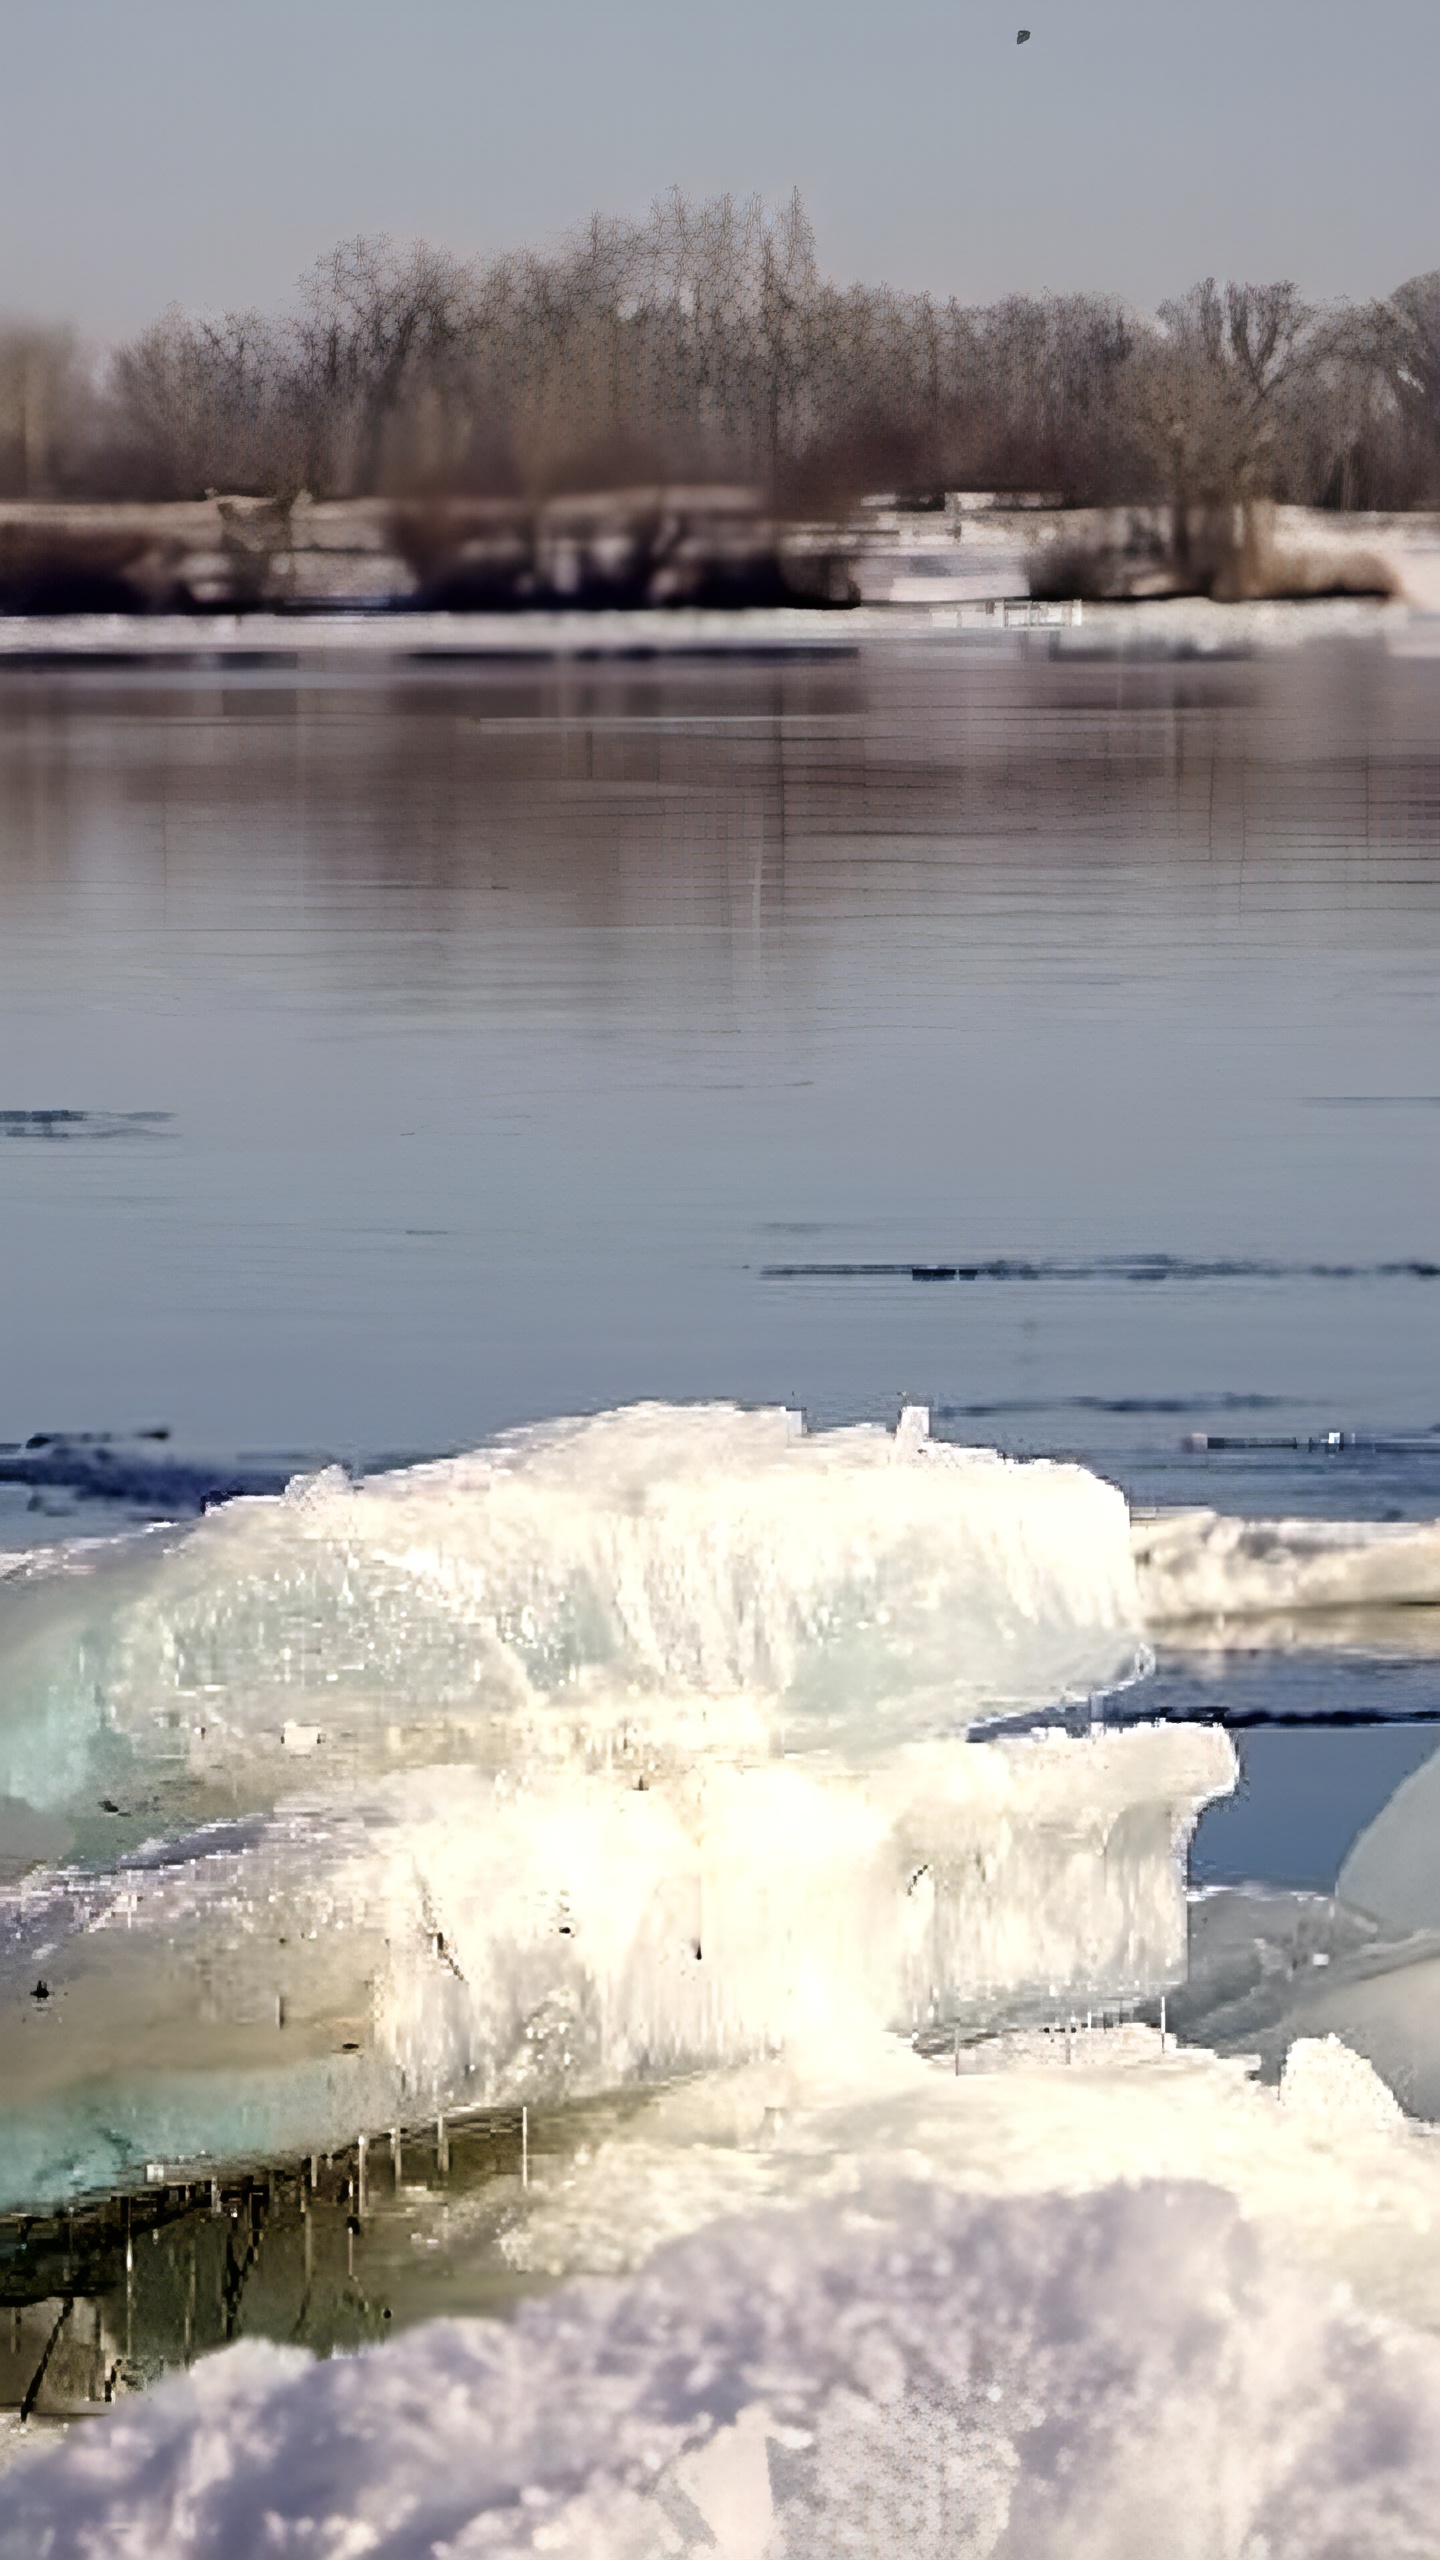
[3,2177,1439,2559]
[1279,2033,1406,2135]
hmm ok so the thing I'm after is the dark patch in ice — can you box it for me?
[0,1436,301,1514]
[0,1110,172,1140]
[118,1815,275,1875]
[937,1393,1287,1419]
[980,1697,1440,1741]
[1181,1430,1440,1455]
[764,1254,1440,1283]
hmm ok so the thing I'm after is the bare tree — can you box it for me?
[110,306,299,496]
[0,325,86,496]
[1362,272,1440,501]
[78,203,1440,520]
[292,237,475,492]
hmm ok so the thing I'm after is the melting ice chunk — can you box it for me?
[0,1401,1147,1817]
[0,1720,1232,2208]
[0,1405,1224,2208]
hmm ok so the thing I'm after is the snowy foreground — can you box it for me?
[6,1404,1440,2549]
[6,2031,1440,2556]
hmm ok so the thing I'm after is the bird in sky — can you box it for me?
[1017,27,1031,42]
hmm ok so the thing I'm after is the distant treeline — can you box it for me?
[3,192,1438,513]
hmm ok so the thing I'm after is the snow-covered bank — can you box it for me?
[3,593,1440,662]
[4,1404,1440,2543]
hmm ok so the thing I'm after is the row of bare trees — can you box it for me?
[3,193,1438,512]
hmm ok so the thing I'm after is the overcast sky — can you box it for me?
[2,0,1436,337]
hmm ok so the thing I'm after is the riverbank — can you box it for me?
[5,493,1440,629]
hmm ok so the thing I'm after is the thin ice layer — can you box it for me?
[5,2175,1439,2559]
[0,1405,1145,1826]
[1134,1506,1440,1620]
[0,1720,1232,2209]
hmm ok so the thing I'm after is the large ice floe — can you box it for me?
[0,1403,1235,2208]
[0,1402,1147,1808]
[1174,1880,1440,2125]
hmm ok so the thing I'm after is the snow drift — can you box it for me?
[4,2175,1439,2559]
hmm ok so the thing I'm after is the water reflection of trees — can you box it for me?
[0,655,1436,962]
